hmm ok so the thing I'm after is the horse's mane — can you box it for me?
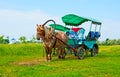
[44,26,54,39]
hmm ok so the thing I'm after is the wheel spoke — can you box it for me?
[91,45,98,57]
[77,47,85,59]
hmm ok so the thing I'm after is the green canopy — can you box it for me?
[49,24,70,31]
[62,14,102,26]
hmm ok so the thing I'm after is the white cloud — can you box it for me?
[0,9,120,41]
[0,9,61,40]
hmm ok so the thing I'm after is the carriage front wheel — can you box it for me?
[77,47,85,59]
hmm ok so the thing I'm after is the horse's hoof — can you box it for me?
[46,60,51,62]
[62,57,65,59]
[58,56,61,59]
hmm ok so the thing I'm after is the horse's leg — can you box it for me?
[49,48,52,61]
[61,48,65,59]
[58,48,61,59]
[45,47,49,61]
[45,49,49,61]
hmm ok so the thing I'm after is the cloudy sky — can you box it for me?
[0,0,120,41]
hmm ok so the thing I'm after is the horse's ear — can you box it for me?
[42,24,45,28]
[36,24,38,26]
[49,27,53,31]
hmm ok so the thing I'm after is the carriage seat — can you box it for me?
[66,28,85,40]
[87,31,100,39]
[95,32,101,38]
[76,28,85,44]
[77,28,85,40]
[88,31,95,39]
[66,30,78,39]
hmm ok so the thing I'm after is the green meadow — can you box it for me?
[0,44,120,77]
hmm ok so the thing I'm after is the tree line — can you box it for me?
[0,35,120,45]
[0,35,37,44]
[0,36,9,44]
[98,38,120,45]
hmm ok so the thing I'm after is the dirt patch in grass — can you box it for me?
[12,58,46,66]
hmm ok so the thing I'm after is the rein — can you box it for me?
[52,34,57,48]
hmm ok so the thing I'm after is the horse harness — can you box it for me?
[52,39,57,49]
[52,33,64,49]
[52,33,57,48]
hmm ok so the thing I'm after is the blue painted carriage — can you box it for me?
[49,14,102,59]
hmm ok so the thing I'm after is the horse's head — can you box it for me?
[36,24,45,40]
[36,24,54,40]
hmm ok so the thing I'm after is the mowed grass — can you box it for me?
[0,44,120,77]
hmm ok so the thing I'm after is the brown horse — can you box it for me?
[36,22,68,61]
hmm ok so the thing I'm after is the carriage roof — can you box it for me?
[49,14,101,31]
[62,14,102,26]
[49,24,70,31]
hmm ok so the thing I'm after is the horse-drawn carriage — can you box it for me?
[36,14,102,61]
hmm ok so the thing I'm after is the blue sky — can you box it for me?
[0,0,120,41]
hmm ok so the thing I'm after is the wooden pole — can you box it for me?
[52,34,77,52]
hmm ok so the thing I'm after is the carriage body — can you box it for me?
[49,14,102,59]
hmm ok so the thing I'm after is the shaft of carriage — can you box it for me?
[52,34,77,52]
[52,34,85,59]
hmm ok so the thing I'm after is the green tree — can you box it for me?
[19,36,27,43]
[105,38,110,45]
[30,35,36,43]
[99,38,120,45]
[117,39,120,45]
[0,35,4,44]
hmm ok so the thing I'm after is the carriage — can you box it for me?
[49,14,102,59]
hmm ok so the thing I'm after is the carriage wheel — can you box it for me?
[77,47,85,59]
[91,45,98,57]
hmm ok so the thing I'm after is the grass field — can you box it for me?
[0,44,120,77]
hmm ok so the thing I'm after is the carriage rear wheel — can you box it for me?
[91,45,98,57]
[77,47,85,59]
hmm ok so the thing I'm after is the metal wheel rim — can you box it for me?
[77,47,85,59]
